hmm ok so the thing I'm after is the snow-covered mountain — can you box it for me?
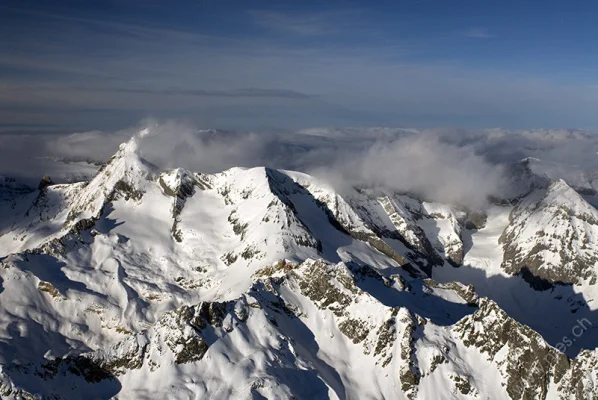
[1,133,598,399]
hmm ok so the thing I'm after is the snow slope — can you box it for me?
[1,133,598,399]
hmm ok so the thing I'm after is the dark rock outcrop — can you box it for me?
[38,175,53,191]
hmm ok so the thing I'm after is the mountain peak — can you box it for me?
[64,135,157,228]
[500,178,598,285]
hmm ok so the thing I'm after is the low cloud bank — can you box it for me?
[1,120,597,208]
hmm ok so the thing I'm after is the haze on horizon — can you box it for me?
[2,0,598,132]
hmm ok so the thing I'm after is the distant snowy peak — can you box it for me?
[500,179,598,285]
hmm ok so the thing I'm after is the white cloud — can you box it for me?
[0,123,587,201]
[4,120,598,209]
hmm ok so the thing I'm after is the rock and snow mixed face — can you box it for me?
[1,134,598,399]
[500,179,598,285]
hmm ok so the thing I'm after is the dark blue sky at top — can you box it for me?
[1,0,598,131]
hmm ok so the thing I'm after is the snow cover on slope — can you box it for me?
[500,179,598,285]
[65,136,157,229]
[1,132,598,399]
[2,259,596,399]
[0,181,86,257]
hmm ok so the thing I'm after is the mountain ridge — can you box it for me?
[1,133,598,399]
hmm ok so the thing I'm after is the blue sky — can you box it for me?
[1,0,598,131]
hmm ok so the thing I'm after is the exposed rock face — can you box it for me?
[38,175,53,191]
[500,179,598,285]
[158,168,210,241]
[425,279,479,306]
[149,301,229,365]
[376,195,444,268]
[396,308,421,399]
[0,259,463,397]
[65,137,157,229]
[454,298,598,400]
[422,203,464,266]
[500,158,551,202]
[4,257,595,399]
[465,210,487,230]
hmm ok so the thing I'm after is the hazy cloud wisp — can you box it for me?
[3,121,598,209]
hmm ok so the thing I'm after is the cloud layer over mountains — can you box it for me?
[1,120,598,208]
